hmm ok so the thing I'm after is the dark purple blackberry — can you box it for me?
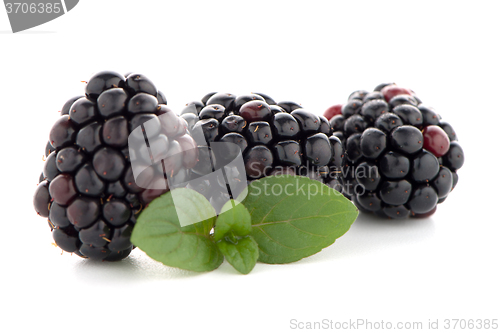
[185,92,345,208]
[34,72,198,261]
[324,83,464,218]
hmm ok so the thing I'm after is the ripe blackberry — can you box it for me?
[33,71,198,261]
[181,92,344,211]
[324,83,464,218]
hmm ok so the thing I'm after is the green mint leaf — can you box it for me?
[213,200,258,274]
[130,188,223,272]
[241,175,358,264]
[213,200,252,242]
[217,236,259,274]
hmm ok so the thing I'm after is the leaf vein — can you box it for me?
[252,210,353,227]
[255,226,327,252]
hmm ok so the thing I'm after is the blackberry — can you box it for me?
[33,71,198,261]
[324,83,464,218]
[184,92,344,211]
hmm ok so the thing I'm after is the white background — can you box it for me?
[1,1,499,332]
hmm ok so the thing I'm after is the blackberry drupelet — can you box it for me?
[33,71,198,260]
[324,83,464,218]
[181,92,344,212]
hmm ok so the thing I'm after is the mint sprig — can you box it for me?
[131,176,358,274]
[214,200,259,274]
